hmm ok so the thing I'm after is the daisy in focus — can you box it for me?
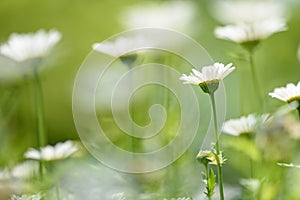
[0,29,61,63]
[222,114,269,136]
[24,140,78,161]
[179,62,235,93]
[10,193,42,200]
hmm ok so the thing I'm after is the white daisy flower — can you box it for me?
[24,140,78,161]
[269,81,300,103]
[179,62,235,93]
[10,193,42,200]
[210,1,286,24]
[93,36,147,58]
[215,18,287,44]
[11,161,40,179]
[0,29,61,62]
[222,114,269,136]
[121,1,196,32]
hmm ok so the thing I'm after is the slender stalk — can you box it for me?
[297,106,300,119]
[56,182,61,200]
[209,93,224,200]
[125,62,138,153]
[249,53,263,111]
[205,164,212,200]
[33,67,47,177]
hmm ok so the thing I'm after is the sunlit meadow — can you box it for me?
[0,0,300,200]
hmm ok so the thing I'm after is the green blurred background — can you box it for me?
[0,0,300,198]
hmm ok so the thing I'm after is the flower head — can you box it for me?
[215,18,287,45]
[24,140,78,161]
[179,62,235,93]
[222,114,269,136]
[0,29,61,62]
[210,1,286,24]
[10,193,42,200]
[197,150,225,166]
[11,161,40,179]
[121,1,196,32]
[269,81,300,103]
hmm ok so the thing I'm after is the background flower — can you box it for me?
[269,81,300,103]
[24,140,78,161]
[120,1,196,33]
[222,114,269,136]
[215,18,287,44]
[209,1,286,24]
[0,29,61,62]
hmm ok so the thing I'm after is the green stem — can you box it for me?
[249,53,263,111]
[250,158,254,178]
[125,63,138,153]
[33,67,47,178]
[209,93,224,200]
[56,182,61,200]
[297,106,300,119]
[205,164,212,200]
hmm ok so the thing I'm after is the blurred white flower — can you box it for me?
[215,18,287,44]
[163,198,192,200]
[111,192,126,200]
[0,29,61,62]
[269,81,300,103]
[24,140,78,161]
[10,193,42,200]
[0,168,10,180]
[180,62,235,93]
[11,161,40,179]
[222,114,269,136]
[93,36,147,58]
[210,1,286,24]
[121,1,196,32]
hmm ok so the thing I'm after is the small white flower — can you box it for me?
[222,114,269,136]
[0,29,61,62]
[11,161,40,179]
[10,193,42,200]
[24,140,78,161]
[215,18,287,44]
[269,81,300,103]
[210,1,286,24]
[121,1,196,32]
[180,62,235,93]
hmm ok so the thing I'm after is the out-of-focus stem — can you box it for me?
[249,53,263,111]
[33,67,47,178]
